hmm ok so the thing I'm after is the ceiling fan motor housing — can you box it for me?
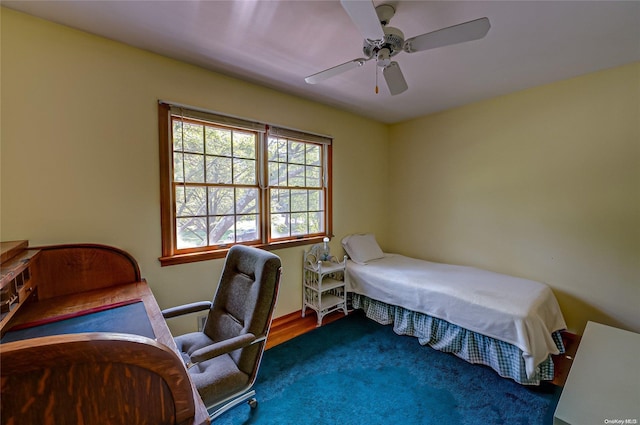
[363,26,405,63]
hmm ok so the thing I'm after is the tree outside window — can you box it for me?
[158,102,332,266]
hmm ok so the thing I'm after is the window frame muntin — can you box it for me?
[159,102,333,266]
[172,115,261,251]
[266,135,327,243]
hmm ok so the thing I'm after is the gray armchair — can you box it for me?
[162,245,282,420]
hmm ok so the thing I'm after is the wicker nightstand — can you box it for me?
[302,241,348,327]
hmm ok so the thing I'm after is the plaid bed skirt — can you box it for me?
[352,293,565,385]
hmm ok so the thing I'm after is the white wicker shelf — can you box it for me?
[307,262,345,274]
[303,277,344,291]
[302,242,348,327]
[305,292,344,311]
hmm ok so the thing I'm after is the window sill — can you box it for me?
[159,237,329,267]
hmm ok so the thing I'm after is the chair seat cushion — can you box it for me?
[190,353,250,406]
[175,332,212,363]
[175,332,250,406]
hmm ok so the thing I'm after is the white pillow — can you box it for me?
[342,233,384,265]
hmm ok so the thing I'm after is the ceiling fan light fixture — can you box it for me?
[376,48,391,67]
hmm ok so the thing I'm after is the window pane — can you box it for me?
[308,189,322,211]
[176,186,207,217]
[290,189,307,212]
[267,137,277,159]
[306,144,321,165]
[309,211,324,233]
[267,138,287,162]
[306,165,321,187]
[176,217,208,249]
[206,127,231,156]
[270,189,289,213]
[237,214,259,242]
[208,187,234,216]
[268,162,287,186]
[236,188,258,214]
[271,213,290,238]
[233,158,256,185]
[288,164,305,187]
[209,215,235,245]
[181,122,204,153]
[207,156,232,184]
[183,153,204,183]
[233,131,256,159]
[289,141,305,164]
[172,121,183,152]
[291,212,308,236]
[173,153,184,182]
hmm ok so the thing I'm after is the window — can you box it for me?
[158,102,332,266]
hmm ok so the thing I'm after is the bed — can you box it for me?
[342,234,567,385]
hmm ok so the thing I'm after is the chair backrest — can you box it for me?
[204,245,281,375]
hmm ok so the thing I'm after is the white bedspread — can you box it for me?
[346,254,567,378]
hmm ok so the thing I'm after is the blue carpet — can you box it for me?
[216,312,561,424]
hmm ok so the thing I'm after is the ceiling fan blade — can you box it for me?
[340,0,385,41]
[305,58,368,84]
[404,17,491,53]
[383,62,408,95]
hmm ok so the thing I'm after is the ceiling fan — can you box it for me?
[305,0,491,95]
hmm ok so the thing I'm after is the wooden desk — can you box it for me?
[0,243,209,425]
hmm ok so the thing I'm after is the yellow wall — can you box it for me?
[2,8,638,337]
[389,62,640,334]
[0,9,390,334]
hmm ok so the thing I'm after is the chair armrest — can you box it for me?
[161,301,212,319]
[189,333,258,364]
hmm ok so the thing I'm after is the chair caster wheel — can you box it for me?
[248,398,258,409]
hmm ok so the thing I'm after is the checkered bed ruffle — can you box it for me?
[352,293,565,385]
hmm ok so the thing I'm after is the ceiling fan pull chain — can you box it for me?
[375,65,379,94]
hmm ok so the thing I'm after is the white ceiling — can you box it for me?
[4,0,640,123]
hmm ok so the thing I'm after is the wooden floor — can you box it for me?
[552,331,581,387]
[266,309,580,387]
[265,309,346,350]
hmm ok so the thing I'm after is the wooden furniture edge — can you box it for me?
[28,243,142,301]
[1,332,196,424]
[1,241,211,424]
